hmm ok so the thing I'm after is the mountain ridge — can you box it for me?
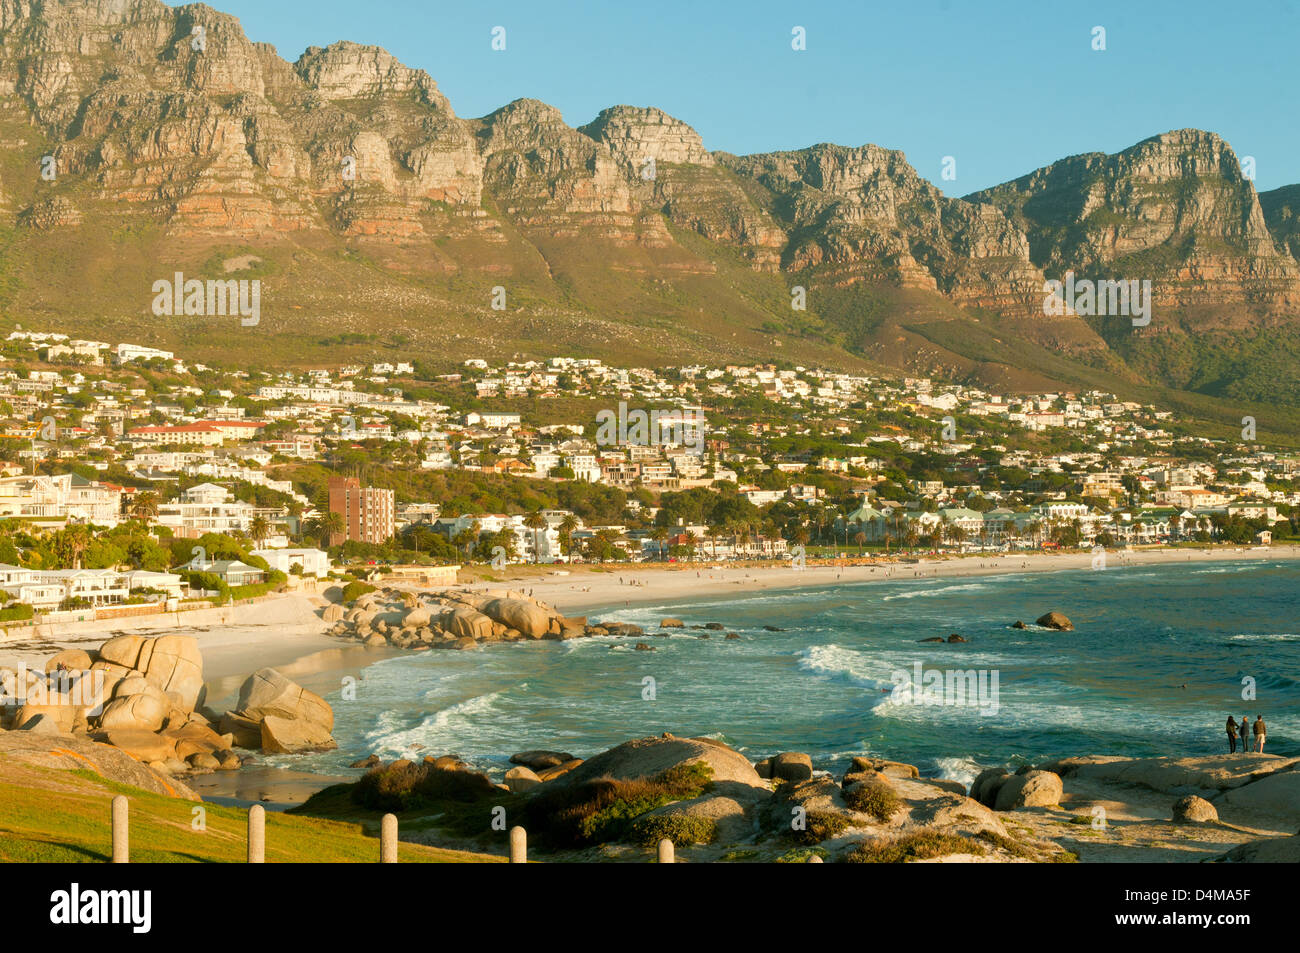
[0,0,1297,418]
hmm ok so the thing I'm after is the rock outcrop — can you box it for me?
[1172,794,1218,823]
[1035,611,1073,631]
[231,667,335,753]
[2,634,242,778]
[328,586,641,649]
[969,130,1300,310]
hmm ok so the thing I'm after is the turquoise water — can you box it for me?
[281,560,1300,787]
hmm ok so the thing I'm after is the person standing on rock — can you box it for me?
[1226,715,1238,754]
[1239,715,1251,754]
[1254,715,1266,753]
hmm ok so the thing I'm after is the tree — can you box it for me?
[249,515,271,547]
[130,491,160,522]
[523,511,547,563]
[650,526,669,561]
[48,524,93,570]
[558,513,579,556]
[308,511,344,548]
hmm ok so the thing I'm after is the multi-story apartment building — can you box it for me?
[328,476,395,545]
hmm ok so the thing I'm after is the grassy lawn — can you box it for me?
[0,765,503,863]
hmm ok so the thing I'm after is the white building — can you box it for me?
[251,548,332,576]
[114,343,174,365]
[157,483,254,538]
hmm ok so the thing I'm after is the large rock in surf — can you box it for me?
[235,668,334,753]
[970,767,1010,807]
[479,597,555,639]
[510,750,577,770]
[1035,611,1073,631]
[443,607,495,640]
[260,714,335,754]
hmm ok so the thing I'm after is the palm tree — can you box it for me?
[453,527,478,561]
[650,526,669,561]
[704,525,719,561]
[904,523,921,552]
[308,511,345,548]
[523,511,547,563]
[558,513,579,557]
[950,524,966,549]
[56,524,93,569]
[130,491,160,522]
[734,524,751,559]
[249,515,271,548]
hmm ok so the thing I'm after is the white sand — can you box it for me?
[4,544,1293,692]
[0,593,342,683]
[455,544,1300,618]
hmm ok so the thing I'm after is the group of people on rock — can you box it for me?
[1226,714,1267,753]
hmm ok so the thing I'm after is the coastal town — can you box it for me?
[0,325,1290,621]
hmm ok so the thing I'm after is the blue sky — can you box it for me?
[198,0,1299,194]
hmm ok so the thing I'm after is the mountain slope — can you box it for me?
[0,0,1296,420]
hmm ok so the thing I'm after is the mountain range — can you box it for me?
[2,0,1300,429]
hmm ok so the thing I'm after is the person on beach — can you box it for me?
[1239,716,1251,753]
[1254,715,1266,753]
[1226,715,1237,754]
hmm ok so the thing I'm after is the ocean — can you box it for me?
[274,559,1300,788]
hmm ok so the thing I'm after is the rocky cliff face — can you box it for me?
[0,0,1298,387]
[1260,185,1300,260]
[967,130,1300,310]
[723,144,1047,312]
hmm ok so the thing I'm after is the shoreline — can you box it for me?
[5,545,1295,808]
[453,543,1300,618]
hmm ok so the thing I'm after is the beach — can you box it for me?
[0,592,358,684]
[458,543,1300,617]
[4,543,1294,677]
[5,544,1297,809]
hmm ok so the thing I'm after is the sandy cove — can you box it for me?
[0,593,369,690]
[454,544,1300,618]
[3,544,1294,680]
[3,544,1299,857]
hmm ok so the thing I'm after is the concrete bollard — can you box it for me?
[657,838,675,863]
[509,825,527,863]
[809,855,824,863]
[247,804,265,863]
[380,813,398,863]
[111,795,129,863]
